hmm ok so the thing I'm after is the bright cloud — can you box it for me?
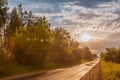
[8,0,120,53]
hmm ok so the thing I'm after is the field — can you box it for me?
[102,60,120,80]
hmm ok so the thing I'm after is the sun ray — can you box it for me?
[80,33,91,42]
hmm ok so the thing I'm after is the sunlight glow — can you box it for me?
[80,33,91,42]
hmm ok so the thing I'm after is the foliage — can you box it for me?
[0,2,95,77]
[0,0,8,27]
[102,47,120,63]
[0,49,7,65]
[1,4,94,66]
[81,47,93,60]
[52,28,71,63]
[0,62,34,78]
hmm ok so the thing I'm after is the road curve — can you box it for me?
[30,58,100,80]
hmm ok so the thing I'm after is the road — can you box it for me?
[30,58,100,80]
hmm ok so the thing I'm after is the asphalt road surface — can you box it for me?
[30,58,99,80]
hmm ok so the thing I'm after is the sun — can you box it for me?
[80,33,91,42]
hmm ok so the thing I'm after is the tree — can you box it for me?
[53,28,71,63]
[82,47,93,60]
[5,7,22,55]
[0,0,8,28]
[71,40,82,61]
[9,7,22,34]
[17,4,23,19]
[14,17,52,67]
[103,47,120,63]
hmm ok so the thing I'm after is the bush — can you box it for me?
[102,47,120,63]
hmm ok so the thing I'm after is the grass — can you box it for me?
[0,61,81,78]
[0,62,38,78]
[0,59,90,78]
[102,60,120,80]
[44,61,81,70]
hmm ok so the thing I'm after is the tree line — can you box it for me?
[101,47,120,63]
[0,0,95,68]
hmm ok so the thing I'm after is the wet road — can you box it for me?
[30,58,100,80]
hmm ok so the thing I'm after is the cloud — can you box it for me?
[70,0,114,8]
[29,3,62,13]
[27,0,71,4]
[85,31,120,53]
[8,0,120,53]
[107,31,120,41]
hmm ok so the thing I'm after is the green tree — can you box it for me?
[104,48,116,62]
[9,7,22,34]
[82,47,93,60]
[17,4,23,19]
[53,28,71,63]
[5,7,22,55]
[71,40,82,61]
[103,47,120,63]
[0,0,8,28]
[14,17,52,67]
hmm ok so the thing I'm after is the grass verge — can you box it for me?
[102,60,120,80]
[0,61,81,78]
[0,62,38,78]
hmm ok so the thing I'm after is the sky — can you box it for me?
[8,0,120,54]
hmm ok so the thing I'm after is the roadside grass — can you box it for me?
[0,62,37,78]
[0,59,93,78]
[102,60,120,80]
[46,61,81,69]
[0,61,81,78]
